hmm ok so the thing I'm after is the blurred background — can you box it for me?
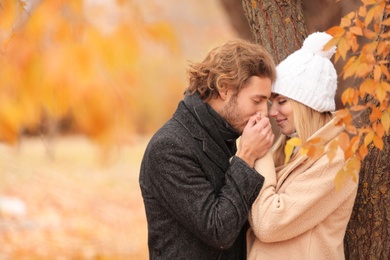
[0,0,359,259]
[0,0,237,259]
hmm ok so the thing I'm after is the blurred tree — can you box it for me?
[0,0,180,146]
[240,0,389,258]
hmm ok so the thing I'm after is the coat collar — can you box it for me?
[173,101,231,171]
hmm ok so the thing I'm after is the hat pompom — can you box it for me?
[302,32,336,59]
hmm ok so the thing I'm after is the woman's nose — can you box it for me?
[268,105,277,117]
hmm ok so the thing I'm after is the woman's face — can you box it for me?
[269,94,295,135]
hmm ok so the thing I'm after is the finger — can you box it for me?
[246,115,258,127]
[254,117,270,128]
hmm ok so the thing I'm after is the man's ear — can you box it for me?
[218,83,230,101]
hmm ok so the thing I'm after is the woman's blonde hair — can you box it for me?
[186,39,276,101]
[272,98,333,167]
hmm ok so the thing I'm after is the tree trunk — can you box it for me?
[344,9,390,258]
[344,135,390,259]
[242,0,307,63]
[242,0,390,258]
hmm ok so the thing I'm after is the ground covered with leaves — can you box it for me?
[0,136,148,259]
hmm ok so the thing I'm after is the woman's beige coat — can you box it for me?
[247,118,358,260]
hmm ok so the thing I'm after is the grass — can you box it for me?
[0,136,150,259]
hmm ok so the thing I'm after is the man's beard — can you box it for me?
[219,95,243,134]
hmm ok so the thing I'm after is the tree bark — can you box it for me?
[241,0,307,63]
[344,136,390,259]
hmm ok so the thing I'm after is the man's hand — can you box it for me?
[236,114,274,168]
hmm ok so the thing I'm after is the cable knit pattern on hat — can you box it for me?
[272,32,337,112]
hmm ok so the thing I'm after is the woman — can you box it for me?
[247,32,358,260]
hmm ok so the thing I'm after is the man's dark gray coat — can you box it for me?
[139,94,264,259]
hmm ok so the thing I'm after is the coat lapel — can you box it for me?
[173,102,230,171]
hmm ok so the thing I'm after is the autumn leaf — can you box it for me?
[284,137,302,164]
[381,111,390,134]
[338,132,351,152]
[350,26,363,36]
[327,26,345,37]
[373,134,384,150]
[326,139,339,163]
[334,169,347,191]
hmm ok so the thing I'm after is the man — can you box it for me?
[139,39,276,259]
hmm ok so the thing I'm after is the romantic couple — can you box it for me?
[139,32,358,260]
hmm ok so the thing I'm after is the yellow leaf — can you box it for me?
[365,5,375,25]
[326,139,339,163]
[374,121,385,138]
[376,84,386,102]
[381,111,390,134]
[360,78,375,97]
[343,59,359,79]
[364,131,374,146]
[373,134,384,150]
[334,169,347,191]
[338,37,350,61]
[346,156,361,183]
[284,137,302,164]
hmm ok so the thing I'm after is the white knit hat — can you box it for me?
[272,32,337,112]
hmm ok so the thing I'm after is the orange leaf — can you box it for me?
[360,78,375,97]
[381,17,390,26]
[381,81,390,91]
[358,144,369,160]
[363,28,377,39]
[327,26,345,37]
[380,64,390,80]
[346,124,357,135]
[374,65,382,81]
[373,134,384,150]
[350,26,363,36]
[338,132,350,152]
[358,6,367,17]
[362,0,377,6]
[369,106,382,122]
